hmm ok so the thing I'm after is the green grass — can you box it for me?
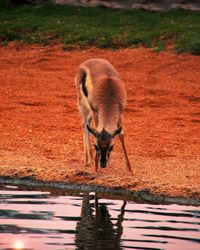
[0,0,200,54]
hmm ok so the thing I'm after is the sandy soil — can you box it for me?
[0,43,200,199]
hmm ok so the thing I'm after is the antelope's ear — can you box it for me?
[111,127,122,138]
[86,125,99,137]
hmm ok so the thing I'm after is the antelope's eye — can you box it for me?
[94,145,99,152]
[109,145,113,152]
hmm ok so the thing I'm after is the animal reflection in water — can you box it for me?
[75,194,126,249]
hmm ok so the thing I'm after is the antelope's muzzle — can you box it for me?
[100,160,107,168]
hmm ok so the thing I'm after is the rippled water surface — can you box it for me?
[0,185,199,250]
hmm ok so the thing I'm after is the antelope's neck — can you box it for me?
[96,104,120,132]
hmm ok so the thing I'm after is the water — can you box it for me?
[0,185,199,250]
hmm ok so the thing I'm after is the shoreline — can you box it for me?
[0,176,200,206]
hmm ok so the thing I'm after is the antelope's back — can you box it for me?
[77,58,126,109]
[80,58,119,81]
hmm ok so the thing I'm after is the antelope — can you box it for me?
[75,58,132,174]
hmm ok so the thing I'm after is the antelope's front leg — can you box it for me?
[95,153,99,172]
[119,132,133,175]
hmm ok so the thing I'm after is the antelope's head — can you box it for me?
[87,125,122,168]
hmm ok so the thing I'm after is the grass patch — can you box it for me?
[0,0,200,54]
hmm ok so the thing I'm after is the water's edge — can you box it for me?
[0,176,199,206]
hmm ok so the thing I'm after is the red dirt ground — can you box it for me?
[0,43,200,199]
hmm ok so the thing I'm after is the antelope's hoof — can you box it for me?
[84,161,92,167]
[127,164,134,176]
[130,170,134,176]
